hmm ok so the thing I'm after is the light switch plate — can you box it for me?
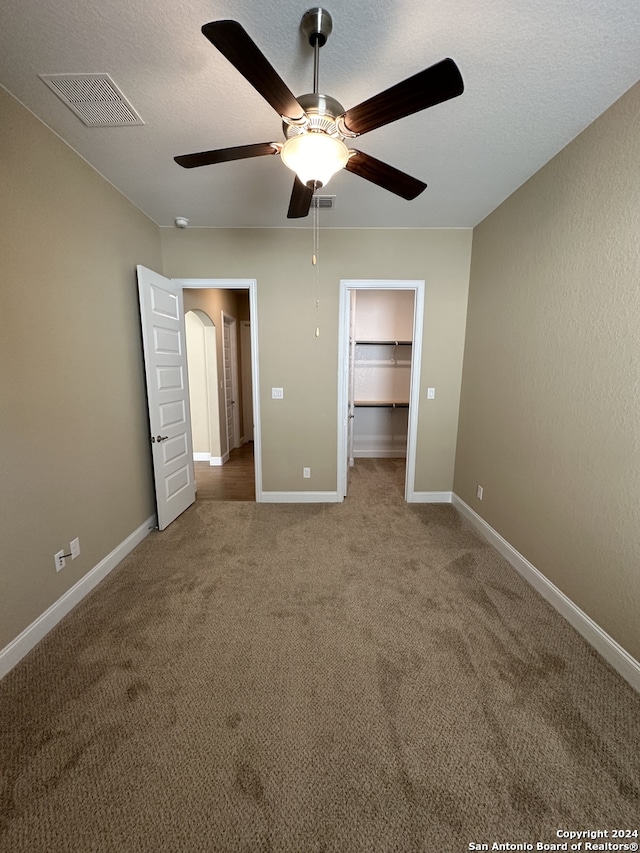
[427,388,436,399]
[272,388,284,399]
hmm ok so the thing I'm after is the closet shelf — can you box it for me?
[354,400,409,408]
[355,340,412,346]
[354,359,411,367]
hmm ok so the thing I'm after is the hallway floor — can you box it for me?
[194,443,255,501]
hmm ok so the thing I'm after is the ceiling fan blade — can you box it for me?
[174,142,279,169]
[345,150,427,200]
[287,177,314,219]
[202,20,306,124]
[339,58,463,137]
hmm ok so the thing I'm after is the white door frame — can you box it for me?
[174,278,263,501]
[337,279,425,502]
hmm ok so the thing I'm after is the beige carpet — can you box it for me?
[1,459,638,852]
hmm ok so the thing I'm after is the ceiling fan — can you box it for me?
[175,8,464,219]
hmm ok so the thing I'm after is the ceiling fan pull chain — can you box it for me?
[314,195,320,337]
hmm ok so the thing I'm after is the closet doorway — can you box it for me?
[337,280,425,501]
[182,282,258,501]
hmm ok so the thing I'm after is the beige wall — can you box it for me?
[354,289,415,342]
[0,88,162,648]
[185,310,216,454]
[161,228,472,493]
[455,82,640,659]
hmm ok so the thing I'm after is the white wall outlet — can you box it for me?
[427,388,436,399]
[272,387,284,399]
[303,467,311,478]
[70,537,81,559]
[54,550,66,572]
[476,485,484,500]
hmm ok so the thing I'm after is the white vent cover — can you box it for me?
[311,195,336,210]
[39,73,144,126]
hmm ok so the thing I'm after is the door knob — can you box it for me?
[156,435,169,442]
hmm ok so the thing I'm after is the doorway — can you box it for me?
[180,280,260,501]
[337,280,425,502]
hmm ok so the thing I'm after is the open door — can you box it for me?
[137,265,196,530]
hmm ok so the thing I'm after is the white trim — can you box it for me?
[0,515,156,680]
[409,491,453,503]
[452,495,640,693]
[261,491,340,503]
[172,278,263,501]
[194,453,228,466]
[337,280,425,503]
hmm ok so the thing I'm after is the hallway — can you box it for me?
[193,443,255,501]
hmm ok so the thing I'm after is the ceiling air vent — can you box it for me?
[39,73,144,127]
[311,195,336,210]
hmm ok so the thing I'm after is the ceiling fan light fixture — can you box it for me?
[281,132,349,188]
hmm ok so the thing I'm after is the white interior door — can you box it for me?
[137,265,195,530]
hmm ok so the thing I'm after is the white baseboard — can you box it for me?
[192,452,228,466]
[452,495,640,693]
[408,491,453,503]
[260,491,340,503]
[0,514,157,681]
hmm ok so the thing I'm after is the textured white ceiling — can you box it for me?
[1,0,638,228]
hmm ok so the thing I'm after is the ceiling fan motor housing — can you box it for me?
[282,92,345,139]
[301,7,333,46]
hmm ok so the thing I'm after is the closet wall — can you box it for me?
[352,290,415,458]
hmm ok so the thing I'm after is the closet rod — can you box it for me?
[354,401,409,408]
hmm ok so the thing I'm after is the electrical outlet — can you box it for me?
[476,485,484,500]
[303,467,311,478]
[54,550,66,572]
[70,537,81,559]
